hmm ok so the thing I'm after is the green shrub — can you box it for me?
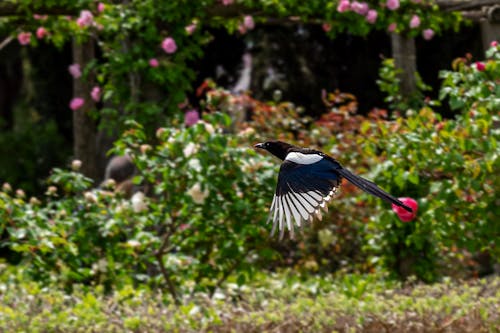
[350,44,500,281]
[1,113,277,301]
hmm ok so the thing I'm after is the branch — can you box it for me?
[0,36,13,51]
[155,251,181,306]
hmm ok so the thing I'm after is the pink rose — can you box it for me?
[68,64,82,79]
[351,1,369,15]
[392,197,418,222]
[97,3,105,13]
[76,10,94,28]
[69,97,85,111]
[491,40,498,47]
[366,10,378,24]
[386,0,400,10]
[36,27,48,39]
[422,29,434,40]
[222,0,234,5]
[244,15,255,30]
[409,15,421,29]
[149,58,159,67]
[337,0,350,13]
[185,23,197,35]
[90,86,101,102]
[475,62,485,71]
[33,14,48,20]
[161,37,177,54]
[17,32,32,45]
[185,109,200,126]
[387,22,397,32]
[322,23,332,32]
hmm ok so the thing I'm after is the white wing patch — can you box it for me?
[267,186,339,239]
[285,152,323,165]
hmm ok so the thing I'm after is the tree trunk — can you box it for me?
[72,38,99,180]
[391,33,417,99]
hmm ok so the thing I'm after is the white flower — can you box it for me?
[131,191,147,212]
[71,159,82,171]
[188,158,202,172]
[84,191,97,203]
[183,142,199,157]
[127,240,141,248]
[202,121,215,134]
[187,183,209,204]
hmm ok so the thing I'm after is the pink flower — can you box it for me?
[337,0,350,12]
[149,58,159,67]
[97,3,105,13]
[491,40,498,47]
[33,14,48,20]
[322,23,332,32]
[238,24,247,34]
[185,23,197,35]
[351,1,369,15]
[68,64,82,79]
[422,29,435,40]
[179,223,190,231]
[366,9,378,24]
[69,97,85,111]
[161,37,177,54]
[409,15,421,29]
[244,15,255,30]
[185,109,200,126]
[392,197,418,222]
[386,0,400,10]
[387,22,397,32]
[475,62,485,71]
[17,32,32,45]
[76,10,94,27]
[36,27,48,39]
[90,86,101,102]
[222,0,234,5]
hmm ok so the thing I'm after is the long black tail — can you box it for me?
[337,168,413,212]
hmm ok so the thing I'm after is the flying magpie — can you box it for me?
[254,140,413,239]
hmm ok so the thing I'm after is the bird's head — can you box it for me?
[254,141,294,160]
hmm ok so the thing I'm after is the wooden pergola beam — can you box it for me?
[435,0,500,12]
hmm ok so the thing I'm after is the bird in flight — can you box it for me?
[254,140,413,239]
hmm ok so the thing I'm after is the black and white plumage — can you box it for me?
[254,141,413,239]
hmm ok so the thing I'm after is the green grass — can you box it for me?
[0,269,499,332]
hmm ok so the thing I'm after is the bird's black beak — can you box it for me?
[254,143,265,150]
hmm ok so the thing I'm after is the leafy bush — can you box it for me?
[348,44,500,280]
[1,113,277,300]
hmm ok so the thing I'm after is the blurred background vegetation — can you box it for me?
[0,0,499,331]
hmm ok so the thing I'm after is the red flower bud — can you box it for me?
[392,197,418,222]
[474,62,485,72]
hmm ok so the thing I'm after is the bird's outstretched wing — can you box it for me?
[267,159,340,239]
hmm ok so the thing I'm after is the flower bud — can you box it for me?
[84,191,98,203]
[2,182,12,193]
[140,144,152,154]
[392,197,418,222]
[71,159,82,171]
[46,186,58,196]
[29,197,41,205]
